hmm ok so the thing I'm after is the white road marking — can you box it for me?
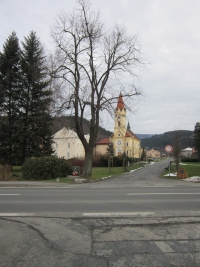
[142,186,174,188]
[155,241,174,253]
[127,193,200,195]
[0,213,36,217]
[0,194,19,196]
[83,212,155,217]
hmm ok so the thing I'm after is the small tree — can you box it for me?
[106,142,114,172]
[106,142,115,157]
[194,122,200,161]
[50,0,144,177]
[141,147,146,161]
[173,131,181,171]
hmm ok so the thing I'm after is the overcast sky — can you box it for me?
[1,0,200,134]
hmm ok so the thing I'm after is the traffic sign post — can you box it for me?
[165,145,173,177]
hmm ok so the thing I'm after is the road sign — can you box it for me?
[165,145,173,153]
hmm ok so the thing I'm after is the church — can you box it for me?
[109,94,141,158]
[95,94,141,158]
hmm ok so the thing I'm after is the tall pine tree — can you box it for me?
[19,31,53,162]
[0,32,22,165]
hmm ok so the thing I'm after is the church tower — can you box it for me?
[109,93,141,158]
[114,93,126,137]
[112,94,127,156]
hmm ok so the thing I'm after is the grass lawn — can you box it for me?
[162,162,200,179]
[9,163,144,183]
[45,163,145,183]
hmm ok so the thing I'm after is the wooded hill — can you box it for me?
[140,130,194,151]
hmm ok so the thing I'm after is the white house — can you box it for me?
[52,127,89,159]
[180,147,193,158]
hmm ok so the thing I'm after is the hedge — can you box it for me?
[21,156,73,180]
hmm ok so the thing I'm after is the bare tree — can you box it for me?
[173,131,181,172]
[50,0,144,177]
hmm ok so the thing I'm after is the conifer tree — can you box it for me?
[19,31,53,162]
[0,32,22,165]
[106,142,115,157]
[194,122,200,161]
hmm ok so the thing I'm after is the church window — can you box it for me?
[67,152,70,158]
[126,151,128,155]
[118,134,120,136]
[68,143,70,148]
[127,142,128,146]
[118,121,120,126]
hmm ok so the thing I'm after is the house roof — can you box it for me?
[53,127,78,138]
[181,147,193,152]
[96,138,109,145]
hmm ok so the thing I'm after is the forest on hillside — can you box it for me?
[141,130,194,151]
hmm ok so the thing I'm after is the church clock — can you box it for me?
[117,140,122,146]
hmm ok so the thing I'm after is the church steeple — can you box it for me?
[116,93,125,110]
[127,121,130,130]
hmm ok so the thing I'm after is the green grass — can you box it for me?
[180,162,200,177]
[11,166,22,179]
[9,163,144,183]
[162,162,200,179]
[90,163,144,180]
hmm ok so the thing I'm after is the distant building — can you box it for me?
[94,138,109,155]
[180,147,193,158]
[52,127,89,159]
[147,148,161,159]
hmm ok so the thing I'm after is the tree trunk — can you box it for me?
[82,149,93,177]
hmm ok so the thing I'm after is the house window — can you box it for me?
[55,142,58,148]
[67,152,70,158]
[68,143,70,148]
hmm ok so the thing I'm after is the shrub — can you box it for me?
[21,156,73,180]
[181,157,198,162]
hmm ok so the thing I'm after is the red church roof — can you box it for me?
[116,94,125,109]
[125,129,140,140]
[96,138,109,145]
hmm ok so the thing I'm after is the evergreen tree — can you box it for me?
[141,147,146,161]
[0,32,22,165]
[194,122,200,161]
[106,142,115,157]
[19,31,53,162]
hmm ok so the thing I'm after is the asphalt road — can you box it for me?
[1,160,200,267]
[0,160,200,216]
